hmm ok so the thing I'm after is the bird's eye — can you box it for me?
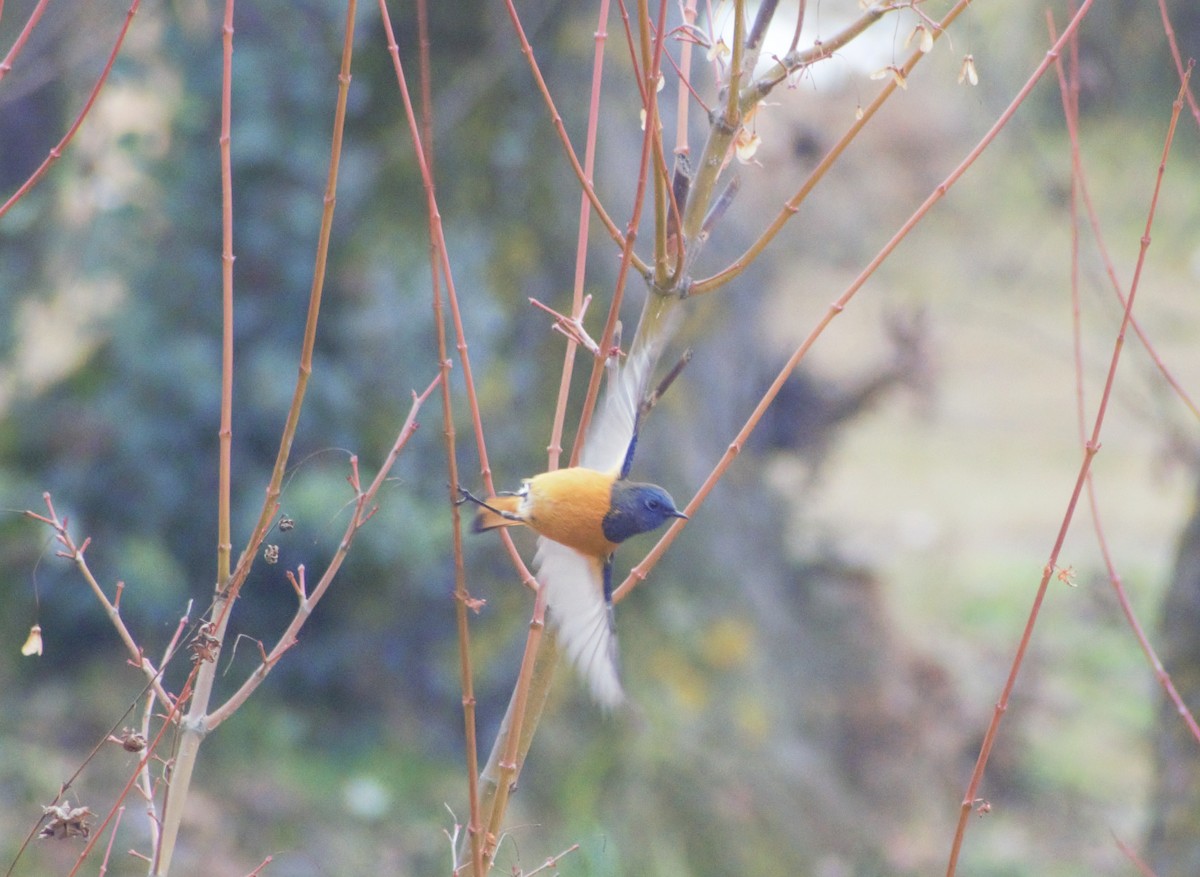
[646,497,661,511]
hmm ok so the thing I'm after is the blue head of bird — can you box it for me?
[601,482,688,545]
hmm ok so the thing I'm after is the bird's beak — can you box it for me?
[671,510,689,521]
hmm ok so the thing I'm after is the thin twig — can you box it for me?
[96,806,124,876]
[693,0,975,295]
[154,3,359,871]
[1051,14,1200,748]
[1155,0,1200,129]
[23,496,174,706]
[207,374,440,729]
[378,4,490,872]
[945,24,1181,877]
[1050,20,1199,422]
[1113,830,1161,877]
[620,0,1100,603]
[501,0,649,276]
[0,0,143,218]
[546,0,614,472]
[0,0,50,84]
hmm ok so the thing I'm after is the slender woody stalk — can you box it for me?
[155,2,358,871]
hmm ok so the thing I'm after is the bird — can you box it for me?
[463,342,687,708]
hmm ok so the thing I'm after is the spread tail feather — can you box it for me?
[471,495,523,533]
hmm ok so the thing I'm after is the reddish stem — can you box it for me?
[945,32,1186,877]
[0,0,142,218]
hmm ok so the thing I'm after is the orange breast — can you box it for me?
[523,468,617,557]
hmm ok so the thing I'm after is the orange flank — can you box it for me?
[463,341,688,707]
[471,467,619,558]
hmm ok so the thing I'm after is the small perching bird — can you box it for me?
[463,342,687,707]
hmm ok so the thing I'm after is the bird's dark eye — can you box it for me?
[646,497,660,511]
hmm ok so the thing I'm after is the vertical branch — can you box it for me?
[547,0,614,472]
[480,584,551,867]
[154,1,359,871]
[722,0,746,130]
[151,1,238,870]
[673,0,698,158]
[478,0,675,853]
[568,0,672,466]
[502,0,649,276]
[377,4,485,874]
[229,0,358,589]
[216,0,236,594]
[678,0,747,246]
[138,605,191,859]
[635,0,671,287]
[472,634,559,864]
[945,40,1184,877]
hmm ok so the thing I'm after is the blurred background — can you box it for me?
[1,0,1199,874]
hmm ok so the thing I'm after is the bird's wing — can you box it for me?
[534,537,624,708]
[579,341,655,478]
[539,315,677,705]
